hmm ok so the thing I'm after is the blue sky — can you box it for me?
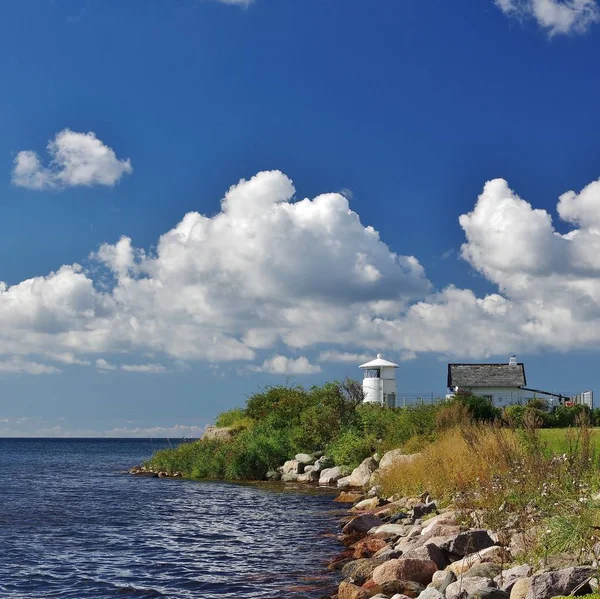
[2,0,600,436]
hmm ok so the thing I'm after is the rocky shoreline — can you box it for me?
[131,449,599,599]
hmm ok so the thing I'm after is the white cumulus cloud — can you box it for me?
[495,0,600,35]
[6,169,600,371]
[0,358,60,375]
[120,363,167,374]
[252,354,322,375]
[12,129,132,190]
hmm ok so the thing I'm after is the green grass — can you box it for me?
[539,427,598,454]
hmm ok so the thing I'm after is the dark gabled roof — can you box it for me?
[447,363,526,388]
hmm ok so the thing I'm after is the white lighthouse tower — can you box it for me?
[359,354,399,407]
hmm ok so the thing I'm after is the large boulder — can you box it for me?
[401,542,448,569]
[297,469,319,483]
[421,512,458,536]
[446,577,497,599]
[525,566,595,599]
[447,546,511,576]
[319,466,343,485]
[417,589,444,599]
[338,581,369,599]
[341,557,387,584]
[282,459,303,475]
[343,513,384,535]
[440,530,496,557]
[379,449,421,472]
[370,523,410,538]
[494,564,533,593]
[335,491,365,503]
[352,497,387,512]
[429,570,456,593]
[280,473,299,482]
[294,453,315,465]
[201,426,234,441]
[509,577,531,599]
[314,455,334,471]
[347,457,379,488]
[338,475,353,488]
[464,563,502,580]
[469,588,509,599]
[379,580,425,597]
[372,558,438,586]
[352,536,389,559]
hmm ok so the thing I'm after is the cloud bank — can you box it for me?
[4,169,600,373]
[495,0,600,35]
[12,129,132,190]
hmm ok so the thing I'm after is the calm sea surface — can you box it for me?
[0,439,342,599]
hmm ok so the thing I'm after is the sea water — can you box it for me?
[0,439,340,598]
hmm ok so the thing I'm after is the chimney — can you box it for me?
[509,355,517,366]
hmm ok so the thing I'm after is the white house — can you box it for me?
[446,356,526,408]
[359,354,398,407]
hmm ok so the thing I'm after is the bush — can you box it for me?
[554,404,590,428]
[326,429,377,468]
[214,408,253,429]
[451,391,502,422]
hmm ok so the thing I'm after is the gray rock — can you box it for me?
[337,475,352,489]
[468,588,509,599]
[343,512,384,535]
[441,530,496,557]
[313,455,333,472]
[494,565,533,593]
[294,453,315,465]
[446,577,498,599]
[464,563,502,580]
[341,557,386,584]
[380,580,425,598]
[282,459,303,475]
[374,546,403,560]
[348,457,379,488]
[413,503,437,519]
[401,542,448,570]
[525,566,595,599]
[297,469,319,482]
[439,571,458,594]
[319,466,343,485]
[371,523,410,537]
[280,473,299,482]
[265,469,281,481]
[418,589,444,599]
[379,449,420,472]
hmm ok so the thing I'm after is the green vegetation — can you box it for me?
[146,382,520,481]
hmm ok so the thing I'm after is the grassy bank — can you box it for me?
[146,381,594,482]
[379,419,600,563]
[146,380,440,479]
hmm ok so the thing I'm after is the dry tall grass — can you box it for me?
[379,418,600,563]
[380,423,522,502]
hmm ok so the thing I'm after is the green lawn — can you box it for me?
[538,427,597,454]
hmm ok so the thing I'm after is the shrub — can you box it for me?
[326,429,377,468]
[451,391,502,422]
[214,408,253,429]
[554,404,590,428]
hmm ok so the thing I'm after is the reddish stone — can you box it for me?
[372,558,438,586]
[351,536,388,559]
[338,581,369,599]
[334,492,365,503]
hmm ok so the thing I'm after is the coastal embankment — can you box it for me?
[138,383,600,599]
